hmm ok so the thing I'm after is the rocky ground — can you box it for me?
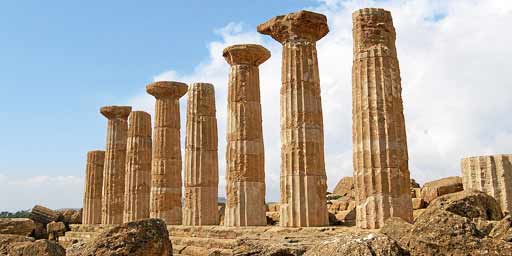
[0,176,511,255]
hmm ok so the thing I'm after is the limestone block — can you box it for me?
[258,10,329,227]
[31,205,61,226]
[351,8,413,229]
[461,154,512,214]
[421,176,463,204]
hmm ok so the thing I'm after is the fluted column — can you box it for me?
[461,155,512,214]
[183,83,219,226]
[82,150,105,224]
[123,111,152,222]
[147,81,188,225]
[258,10,329,227]
[100,105,132,224]
[352,8,413,229]
[222,44,270,226]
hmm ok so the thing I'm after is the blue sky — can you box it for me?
[0,0,316,178]
[1,0,511,211]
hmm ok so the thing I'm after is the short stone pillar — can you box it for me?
[183,83,219,225]
[146,81,188,225]
[461,155,512,214]
[222,44,270,226]
[82,150,105,224]
[100,105,132,224]
[352,8,413,229]
[258,10,329,227]
[123,111,152,222]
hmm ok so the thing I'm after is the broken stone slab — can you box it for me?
[30,205,62,226]
[0,218,35,237]
[420,176,463,204]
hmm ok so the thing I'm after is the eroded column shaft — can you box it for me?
[352,8,412,229]
[100,106,131,224]
[462,155,512,214]
[82,150,105,224]
[258,10,329,227]
[223,44,269,226]
[123,111,152,222]
[147,81,188,225]
[183,83,219,226]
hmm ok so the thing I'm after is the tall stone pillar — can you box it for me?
[222,44,270,226]
[461,155,512,214]
[352,8,413,229]
[123,111,152,222]
[183,83,219,226]
[100,105,132,224]
[82,150,105,224]
[258,10,329,227]
[146,81,188,225]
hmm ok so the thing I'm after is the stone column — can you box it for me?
[352,8,413,229]
[146,81,188,225]
[461,155,512,214]
[123,111,152,222]
[100,105,131,224]
[222,44,270,226]
[258,10,329,227]
[82,150,105,224]
[183,83,219,226]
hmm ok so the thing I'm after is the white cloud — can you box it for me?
[0,174,83,211]
[129,0,512,202]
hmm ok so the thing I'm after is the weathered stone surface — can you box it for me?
[100,105,132,224]
[59,209,82,226]
[123,111,152,223]
[31,205,62,226]
[0,234,34,254]
[46,221,65,241]
[410,179,420,189]
[183,82,219,226]
[411,198,425,210]
[7,239,65,256]
[223,44,269,227]
[421,176,463,204]
[412,209,426,221]
[489,214,512,242]
[461,154,512,214]
[258,10,329,227]
[352,8,413,229]
[0,218,35,236]
[266,203,280,212]
[66,219,172,256]
[333,177,354,198]
[334,208,356,226]
[427,190,503,221]
[83,150,104,225]
[380,217,412,249]
[304,233,408,256]
[408,207,512,255]
[147,81,188,225]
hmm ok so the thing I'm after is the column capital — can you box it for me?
[146,81,188,99]
[257,10,329,44]
[100,106,132,120]
[222,44,270,66]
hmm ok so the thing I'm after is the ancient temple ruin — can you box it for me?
[123,111,152,222]
[258,10,329,227]
[146,81,188,225]
[82,150,104,224]
[462,155,512,214]
[222,44,270,226]
[352,8,413,229]
[183,83,219,226]
[100,105,132,224]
